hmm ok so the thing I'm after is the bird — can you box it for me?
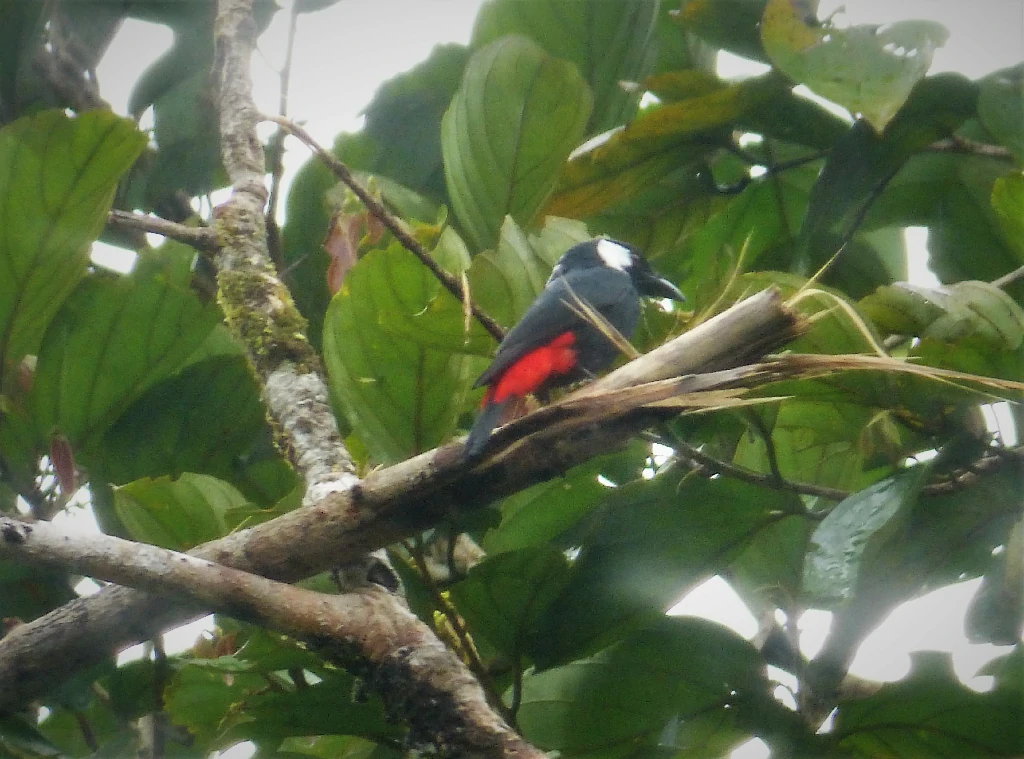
[464,237,685,459]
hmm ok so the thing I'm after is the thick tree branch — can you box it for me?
[262,113,507,343]
[106,210,221,254]
[211,0,356,497]
[0,518,540,759]
[0,289,802,713]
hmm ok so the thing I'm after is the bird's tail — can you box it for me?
[464,398,510,461]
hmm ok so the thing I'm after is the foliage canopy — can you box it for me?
[0,0,1022,757]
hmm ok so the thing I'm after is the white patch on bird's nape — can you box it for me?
[595,238,632,271]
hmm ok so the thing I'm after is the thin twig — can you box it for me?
[672,436,1019,503]
[672,438,848,504]
[260,113,506,343]
[264,1,299,273]
[991,264,1024,290]
[107,210,220,254]
[929,136,1014,162]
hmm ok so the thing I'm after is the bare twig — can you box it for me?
[671,438,848,504]
[264,1,300,273]
[991,264,1024,290]
[107,210,220,254]
[929,136,1014,162]
[261,113,506,343]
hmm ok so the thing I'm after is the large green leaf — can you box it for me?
[544,77,744,219]
[991,171,1024,263]
[515,616,767,751]
[761,0,948,131]
[530,474,805,665]
[97,354,298,505]
[30,273,220,447]
[673,0,770,62]
[833,652,1023,757]
[442,35,593,250]
[449,546,571,661]
[803,465,930,605]
[322,243,476,463]
[472,0,658,134]
[483,443,649,555]
[862,280,1024,348]
[466,216,559,327]
[795,75,977,275]
[978,65,1024,162]
[0,110,145,385]
[114,473,247,551]
[362,43,469,201]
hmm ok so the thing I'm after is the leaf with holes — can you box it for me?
[762,0,948,130]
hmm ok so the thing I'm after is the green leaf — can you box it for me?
[97,355,298,505]
[673,0,770,62]
[472,0,658,134]
[362,43,469,201]
[530,474,804,665]
[483,445,647,555]
[30,274,220,447]
[228,678,399,745]
[467,216,558,327]
[796,75,976,274]
[834,651,1024,757]
[803,465,930,605]
[0,560,75,622]
[114,473,247,550]
[449,547,571,660]
[761,0,948,131]
[323,243,476,463]
[992,171,1024,262]
[515,617,767,751]
[442,35,593,250]
[978,65,1024,161]
[0,110,145,383]
[544,78,744,219]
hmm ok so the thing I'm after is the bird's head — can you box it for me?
[548,238,686,303]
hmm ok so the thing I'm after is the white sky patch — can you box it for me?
[90,241,137,274]
[848,579,1014,687]
[596,238,633,271]
[981,402,1018,447]
[904,226,940,287]
[668,576,759,640]
[716,50,772,80]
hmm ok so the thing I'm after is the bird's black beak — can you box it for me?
[640,273,686,303]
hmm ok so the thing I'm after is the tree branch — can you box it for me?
[106,210,221,254]
[261,113,507,343]
[928,136,1015,162]
[0,517,541,759]
[211,0,357,497]
[0,289,802,713]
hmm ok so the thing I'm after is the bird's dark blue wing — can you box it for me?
[473,268,638,388]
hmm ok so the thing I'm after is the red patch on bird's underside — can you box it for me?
[488,331,577,404]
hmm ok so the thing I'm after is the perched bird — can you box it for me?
[464,237,685,459]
